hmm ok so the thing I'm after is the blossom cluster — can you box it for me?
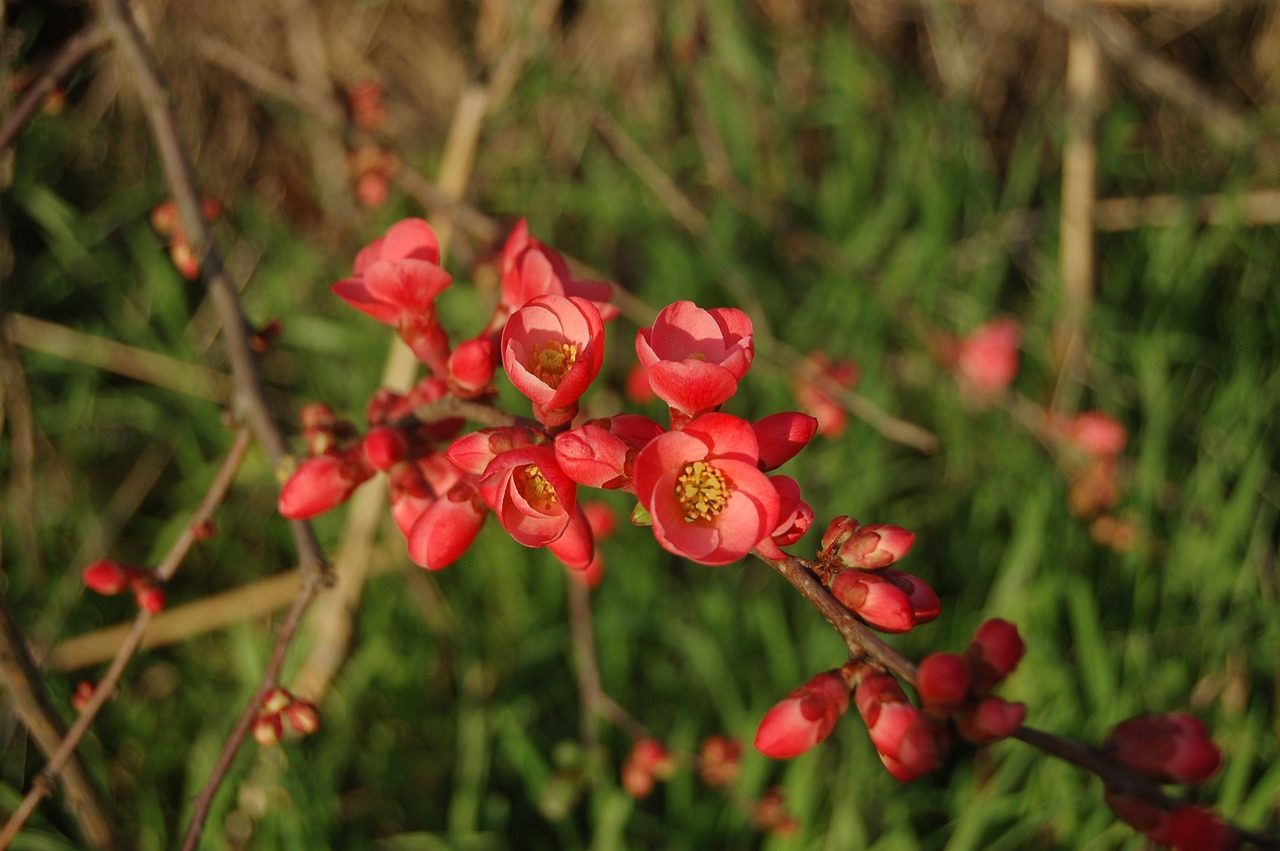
[265,217,1230,847]
[278,217,822,579]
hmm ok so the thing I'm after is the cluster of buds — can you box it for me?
[915,618,1028,743]
[751,786,799,835]
[853,664,949,782]
[150,197,222,280]
[81,558,166,613]
[794,351,860,438]
[252,687,320,747]
[817,517,939,633]
[696,734,742,787]
[1101,713,1234,849]
[619,738,678,798]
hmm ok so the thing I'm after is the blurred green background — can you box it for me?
[2,0,1278,848]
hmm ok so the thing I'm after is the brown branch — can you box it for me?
[567,578,603,750]
[0,26,106,153]
[177,581,318,851]
[0,427,253,848]
[1052,3,1103,413]
[5,313,232,402]
[758,549,1280,847]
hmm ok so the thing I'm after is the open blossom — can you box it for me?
[501,295,605,427]
[478,444,578,549]
[497,219,617,323]
[635,301,754,422]
[332,218,451,325]
[332,218,453,373]
[632,413,781,566]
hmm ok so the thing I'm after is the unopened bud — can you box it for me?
[253,712,284,747]
[72,681,96,713]
[285,700,321,735]
[955,695,1026,743]
[835,523,915,569]
[830,570,916,633]
[82,559,138,596]
[754,670,850,759]
[1106,713,1222,786]
[967,618,1025,691]
[916,652,971,716]
[133,584,166,614]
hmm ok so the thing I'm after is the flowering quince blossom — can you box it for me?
[635,300,754,424]
[1105,713,1222,786]
[632,413,781,566]
[754,669,851,759]
[496,218,618,325]
[854,668,949,782]
[332,218,454,373]
[278,448,374,519]
[501,294,605,427]
[478,444,581,550]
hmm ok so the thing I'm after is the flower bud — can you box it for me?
[621,738,676,798]
[133,584,166,614]
[447,338,496,398]
[916,652,971,716]
[253,712,284,747]
[820,515,860,552]
[72,680,96,713]
[285,700,321,735]
[751,412,817,471]
[1106,713,1222,785]
[955,695,1026,743]
[698,735,742,787]
[754,670,850,759]
[967,618,1025,691]
[363,426,409,471]
[829,570,916,633]
[278,449,373,519]
[882,569,941,624]
[82,559,139,596]
[835,523,915,569]
[854,670,947,782]
[262,686,293,715]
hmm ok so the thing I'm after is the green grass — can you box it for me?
[3,2,1278,849]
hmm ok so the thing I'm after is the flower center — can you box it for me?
[529,340,578,389]
[515,463,558,513]
[676,460,730,521]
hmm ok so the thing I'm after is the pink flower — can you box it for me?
[332,219,454,374]
[553,415,663,491]
[407,480,488,570]
[754,670,851,759]
[479,445,578,548]
[498,219,617,322]
[635,301,754,422]
[632,413,781,566]
[953,319,1020,400]
[332,218,451,325]
[501,295,605,427]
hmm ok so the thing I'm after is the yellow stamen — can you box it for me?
[675,460,731,521]
[515,463,558,512]
[529,340,578,389]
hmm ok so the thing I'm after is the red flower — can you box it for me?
[332,218,451,325]
[501,295,605,427]
[479,445,578,549]
[553,414,663,491]
[632,413,781,566]
[498,219,617,321]
[635,301,754,422]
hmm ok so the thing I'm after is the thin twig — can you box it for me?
[567,578,602,750]
[5,313,232,402]
[1052,1,1103,413]
[177,582,318,851]
[0,26,106,153]
[0,427,253,848]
